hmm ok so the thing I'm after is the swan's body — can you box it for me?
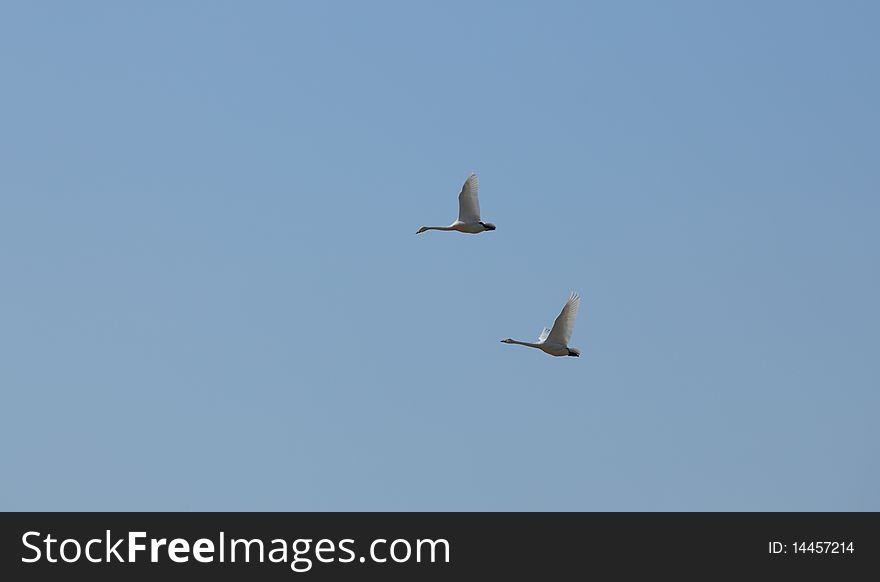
[416,173,496,234]
[502,293,582,357]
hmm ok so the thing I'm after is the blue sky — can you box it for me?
[1,1,878,510]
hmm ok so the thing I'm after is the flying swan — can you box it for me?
[502,292,582,357]
[416,173,497,234]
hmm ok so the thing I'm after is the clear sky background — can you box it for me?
[1,1,878,511]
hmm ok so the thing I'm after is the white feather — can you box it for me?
[545,292,581,347]
[457,173,481,223]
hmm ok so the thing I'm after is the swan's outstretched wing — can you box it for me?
[457,173,481,223]
[546,292,580,346]
[537,328,551,343]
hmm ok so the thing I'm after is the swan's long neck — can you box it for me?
[508,339,542,349]
[421,225,455,231]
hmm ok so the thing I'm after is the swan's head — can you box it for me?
[501,338,515,344]
[480,222,496,231]
[416,226,428,234]
[567,348,581,357]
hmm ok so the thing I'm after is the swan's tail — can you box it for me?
[567,348,581,357]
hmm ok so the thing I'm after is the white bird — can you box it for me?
[501,292,582,357]
[416,173,497,234]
